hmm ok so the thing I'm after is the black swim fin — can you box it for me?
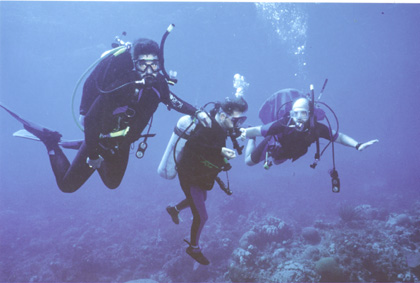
[0,103,83,150]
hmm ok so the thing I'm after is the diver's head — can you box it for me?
[216,97,248,130]
[132,38,160,79]
[290,97,310,131]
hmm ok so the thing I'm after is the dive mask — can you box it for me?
[135,59,160,72]
[290,109,309,122]
[229,115,247,128]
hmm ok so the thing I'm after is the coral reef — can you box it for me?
[338,203,359,223]
[226,202,420,282]
[1,192,420,282]
[315,257,345,282]
[301,227,321,245]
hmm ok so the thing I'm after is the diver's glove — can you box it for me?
[196,110,212,128]
[356,139,379,151]
[86,155,104,169]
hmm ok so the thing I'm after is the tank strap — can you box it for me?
[174,126,183,137]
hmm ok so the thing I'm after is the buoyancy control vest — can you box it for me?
[80,48,134,116]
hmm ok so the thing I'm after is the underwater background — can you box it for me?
[1,2,419,282]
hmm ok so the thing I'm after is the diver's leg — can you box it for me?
[180,184,208,247]
[175,199,190,210]
[166,199,189,225]
[181,181,210,265]
[166,198,187,225]
[167,176,190,225]
[245,138,257,165]
[97,143,130,189]
[22,123,93,193]
[49,142,95,193]
[189,185,208,247]
[246,136,272,166]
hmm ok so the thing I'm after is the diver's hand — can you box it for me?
[357,139,379,151]
[239,126,262,140]
[221,147,236,160]
[196,111,212,128]
[86,155,104,169]
[239,128,247,141]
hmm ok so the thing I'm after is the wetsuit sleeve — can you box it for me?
[318,123,338,142]
[166,92,197,116]
[152,73,197,116]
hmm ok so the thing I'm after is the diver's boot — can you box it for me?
[23,124,62,154]
[184,240,210,265]
[166,205,180,224]
[186,246,210,265]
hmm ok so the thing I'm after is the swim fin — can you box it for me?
[13,129,40,142]
[13,129,83,150]
[0,103,54,132]
[1,103,83,150]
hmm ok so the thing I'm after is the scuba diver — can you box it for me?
[1,28,210,193]
[240,85,378,192]
[165,96,248,265]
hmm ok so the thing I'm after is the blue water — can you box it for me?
[1,2,419,282]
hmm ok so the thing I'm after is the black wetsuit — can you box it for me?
[49,50,198,193]
[175,117,228,247]
[251,120,335,164]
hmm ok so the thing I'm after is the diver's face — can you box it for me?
[222,110,247,130]
[290,107,309,132]
[135,54,160,79]
[290,108,309,124]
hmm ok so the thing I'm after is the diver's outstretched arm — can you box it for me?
[168,92,211,127]
[335,132,379,151]
[241,126,262,139]
[240,126,263,166]
[356,139,379,151]
[244,136,274,166]
[244,138,257,166]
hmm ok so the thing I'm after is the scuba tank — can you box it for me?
[157,115,196,179]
